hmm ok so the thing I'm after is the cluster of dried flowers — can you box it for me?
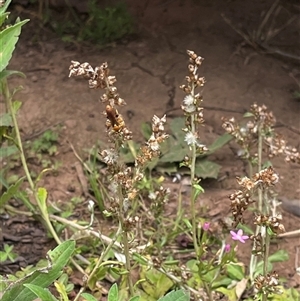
[229,166,283,228]
[230,166,285,297]
[69,60,169,226]
[254,271,282,298]
[179,50,208,159]
[69,61,132,141]
[222,103,300,163]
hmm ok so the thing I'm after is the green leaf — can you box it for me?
[226,263,245,281]
[141,122,152,140]
[205,133,232,155]
[216,287,237,301]
[156,163,178,175]
[268,249,289,262]
[129,296,140,301]
[37,187,48,212]
[192,183,204,200]
[157,289,190,301]
[80,293,98,301]
[211,276,233,289]
[195,159,221,179]
[169,117,186,142]
[1,240,75,301]
[12,100,23,114]
[132,253,149,265]
[0,144,18,158]
[23,284,58,301]
[0,112,13,126]
[243,112,254,118]
[0,18,29,72]
[141,268,173,299]
[254,261,273,278]
[0,0,12,15]
[108,283,118,301]
[0,70,26,82]
[0,176,24,207]
[0,12,9,28]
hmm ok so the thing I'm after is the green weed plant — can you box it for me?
[48,1,133,45]
[1,1,300,300]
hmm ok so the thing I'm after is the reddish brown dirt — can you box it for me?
[1,0,300,297]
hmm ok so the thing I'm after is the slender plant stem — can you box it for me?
[262,228,270,301]
[3,79,61,244]
[249,124,263,281]
[189,81,200,258]
[122,227,134,295]
[118,184,134,296]
[2,79,34,192]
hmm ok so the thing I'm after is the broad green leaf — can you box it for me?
[205,133,232,155]
[0,18,29,72]
[195,159,221,179]
[141,268,173,299]
[108,283,118,301]
[216,287,237,301]
[157,289,190,301]
[0,70,26,82]
[0,176,24,207]
[169,117,186,143]
[159,137,187,163]
[268,249,289,262]
[23,284,58,301]
[254,260,272,278]
[0,113,13,126]
[0,145,19,158]
[120,141,138,163]
[1,240,75,301]
[156,163,178,175]
[80,293,98,301]
[141,122,152,140]
[226,263,244,281]
[211,276,234,289]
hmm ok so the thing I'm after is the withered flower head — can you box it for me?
[254,271,282,296]
[69,60,132,141]
[136,115,169,167]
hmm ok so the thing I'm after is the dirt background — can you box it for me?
[1,0,300,296]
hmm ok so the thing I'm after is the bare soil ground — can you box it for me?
[1,0,300,296]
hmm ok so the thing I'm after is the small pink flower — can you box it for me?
[230,229,249,243]
[225,244,231,253]
[203,222,210,231]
